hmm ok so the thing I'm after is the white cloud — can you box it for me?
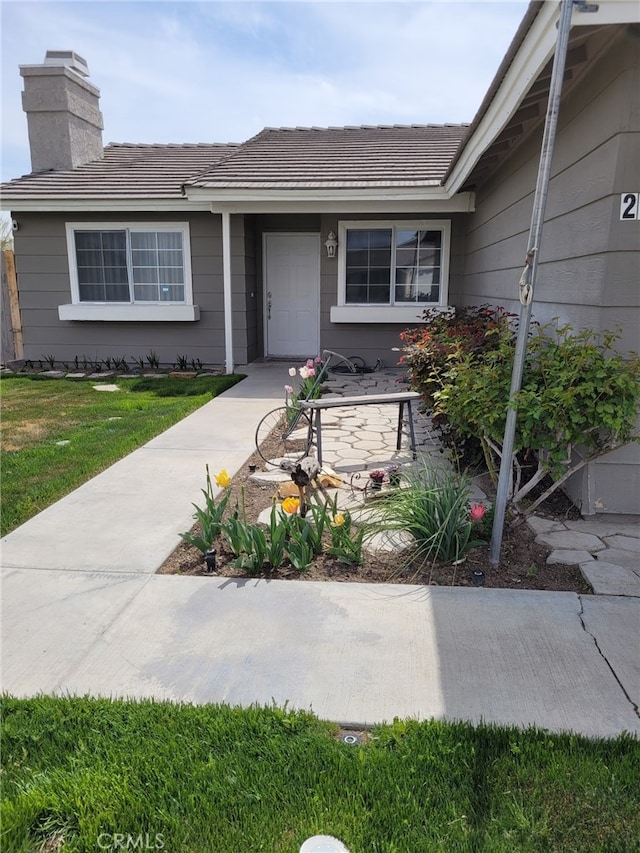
[1,0,528,181]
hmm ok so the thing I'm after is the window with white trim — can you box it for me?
[332,220,450,322]
[62,222,198,321]
[68,224,189,304]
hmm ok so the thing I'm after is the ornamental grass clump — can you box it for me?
[371,461,487,565]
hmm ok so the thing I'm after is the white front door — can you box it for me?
[264,233,320,358]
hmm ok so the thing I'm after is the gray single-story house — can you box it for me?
[2,0,639,515]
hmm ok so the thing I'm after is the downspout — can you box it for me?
[220,210,234,375]
[489,0,597,565]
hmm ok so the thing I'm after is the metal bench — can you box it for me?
[301,391,420,466]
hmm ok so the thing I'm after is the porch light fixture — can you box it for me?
[324,231,338,258]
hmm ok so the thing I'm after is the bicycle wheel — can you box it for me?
[255,406,313,466]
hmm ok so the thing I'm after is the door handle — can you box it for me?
[267,291,272,320]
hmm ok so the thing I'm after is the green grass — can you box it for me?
[0,374,244,535]
[1,697,638,853]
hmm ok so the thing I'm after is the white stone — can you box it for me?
[249,469,291,484]
[320,441,353,453]
[346,440,385,451]
[92,384,120,392]
[300,835,350,853]
[331,447,378,460]
[364,528,414,553]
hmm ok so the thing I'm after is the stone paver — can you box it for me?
[599,549,640,572]
[547,549,594,565]
[603,535,640,553]
[579,562,640,597]
[565,519,640,538]
[535,531,607,553]
[527,516,565,535]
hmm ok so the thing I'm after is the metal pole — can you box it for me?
[221,210,234,375]
[489,0,576,566]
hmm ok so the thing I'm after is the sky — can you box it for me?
[1,0,529,183]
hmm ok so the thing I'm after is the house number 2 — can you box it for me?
[620,193,639,220]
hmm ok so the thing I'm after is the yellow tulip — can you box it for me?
[332,513,345,527]
[282,497,300,515]
[214,468,231,489]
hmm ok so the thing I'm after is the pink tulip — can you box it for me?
[470,503,486,521]
[306,358,315,368]
[284,384,294,394]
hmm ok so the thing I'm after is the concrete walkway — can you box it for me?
[1,364,638,739]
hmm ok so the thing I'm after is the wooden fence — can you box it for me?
[1,249,23,365]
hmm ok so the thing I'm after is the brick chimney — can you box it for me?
[20,50,104,173]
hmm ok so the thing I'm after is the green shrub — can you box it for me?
[399,305,516,409]
[403,313,640,515]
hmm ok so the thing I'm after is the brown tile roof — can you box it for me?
[0,142,238,200]
[187,125,469,189]
[1,124,469,203]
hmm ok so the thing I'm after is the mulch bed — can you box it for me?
[158,441,592,594]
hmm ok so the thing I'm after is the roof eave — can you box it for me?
[1,197,215,213]
[2,185,476,215]
[444,0,640,195]
[185,184,449,201]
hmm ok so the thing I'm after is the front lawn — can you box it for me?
[1,696,638,853]
[0,374,244,535]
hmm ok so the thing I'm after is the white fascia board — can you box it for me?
[207,193,475,215]
[4,193,475,215]
[571,0,639,26]
[445,2,559,196]
[445,1,639,196]
[1,199,211,213]
[190,185,446,203]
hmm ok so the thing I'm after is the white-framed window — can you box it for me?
[331,219,450,323]
[60,222,198,322]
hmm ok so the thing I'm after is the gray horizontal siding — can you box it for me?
[12,211,252,367]
[316,212,467,364]
[459,27,640,515]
